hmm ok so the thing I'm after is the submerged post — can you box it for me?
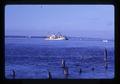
[12,69,15,79]
[104,48,108,70]
[48,71,52,79]
[63,66,69,78]
[91,67,95,71]
[61,59,65,68]
[79,55,83,74]
[79,68,82,73]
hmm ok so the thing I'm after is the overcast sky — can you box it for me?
[5,5,114,39]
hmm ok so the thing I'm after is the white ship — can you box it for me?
[102,40,108,43]
[45,33,68,40]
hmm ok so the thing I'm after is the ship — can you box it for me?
[45,33,68,40]
[102,40,108,43]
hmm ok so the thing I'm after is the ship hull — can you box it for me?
[45,38,66,40]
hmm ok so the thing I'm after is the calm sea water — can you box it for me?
[5,37,114,79]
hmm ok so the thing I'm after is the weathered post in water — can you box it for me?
[61,59,65,68]
[79,55,83,74]
[79,68,82,73]
[104,48,108,70]
[48,71,52,79]
[63,66,69,78]
[91,67,95,71]
[12,69,15,79]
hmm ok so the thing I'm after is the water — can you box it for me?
[5,37,114,79]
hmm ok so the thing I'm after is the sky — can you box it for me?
[5,5,114,39]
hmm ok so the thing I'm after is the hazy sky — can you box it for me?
[5,5,114,39]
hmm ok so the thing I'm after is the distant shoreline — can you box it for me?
[5,35,46,38]
[5,35,114,41]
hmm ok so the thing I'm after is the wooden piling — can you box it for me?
[61,59,65,68]
[12,69,15,79]
[104,48,108,70]
[79,68,82,73]
[48,71,52,79]
[63,66,69,78]
[91,67,95,71]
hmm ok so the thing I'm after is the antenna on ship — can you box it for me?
[57,32,62,36]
